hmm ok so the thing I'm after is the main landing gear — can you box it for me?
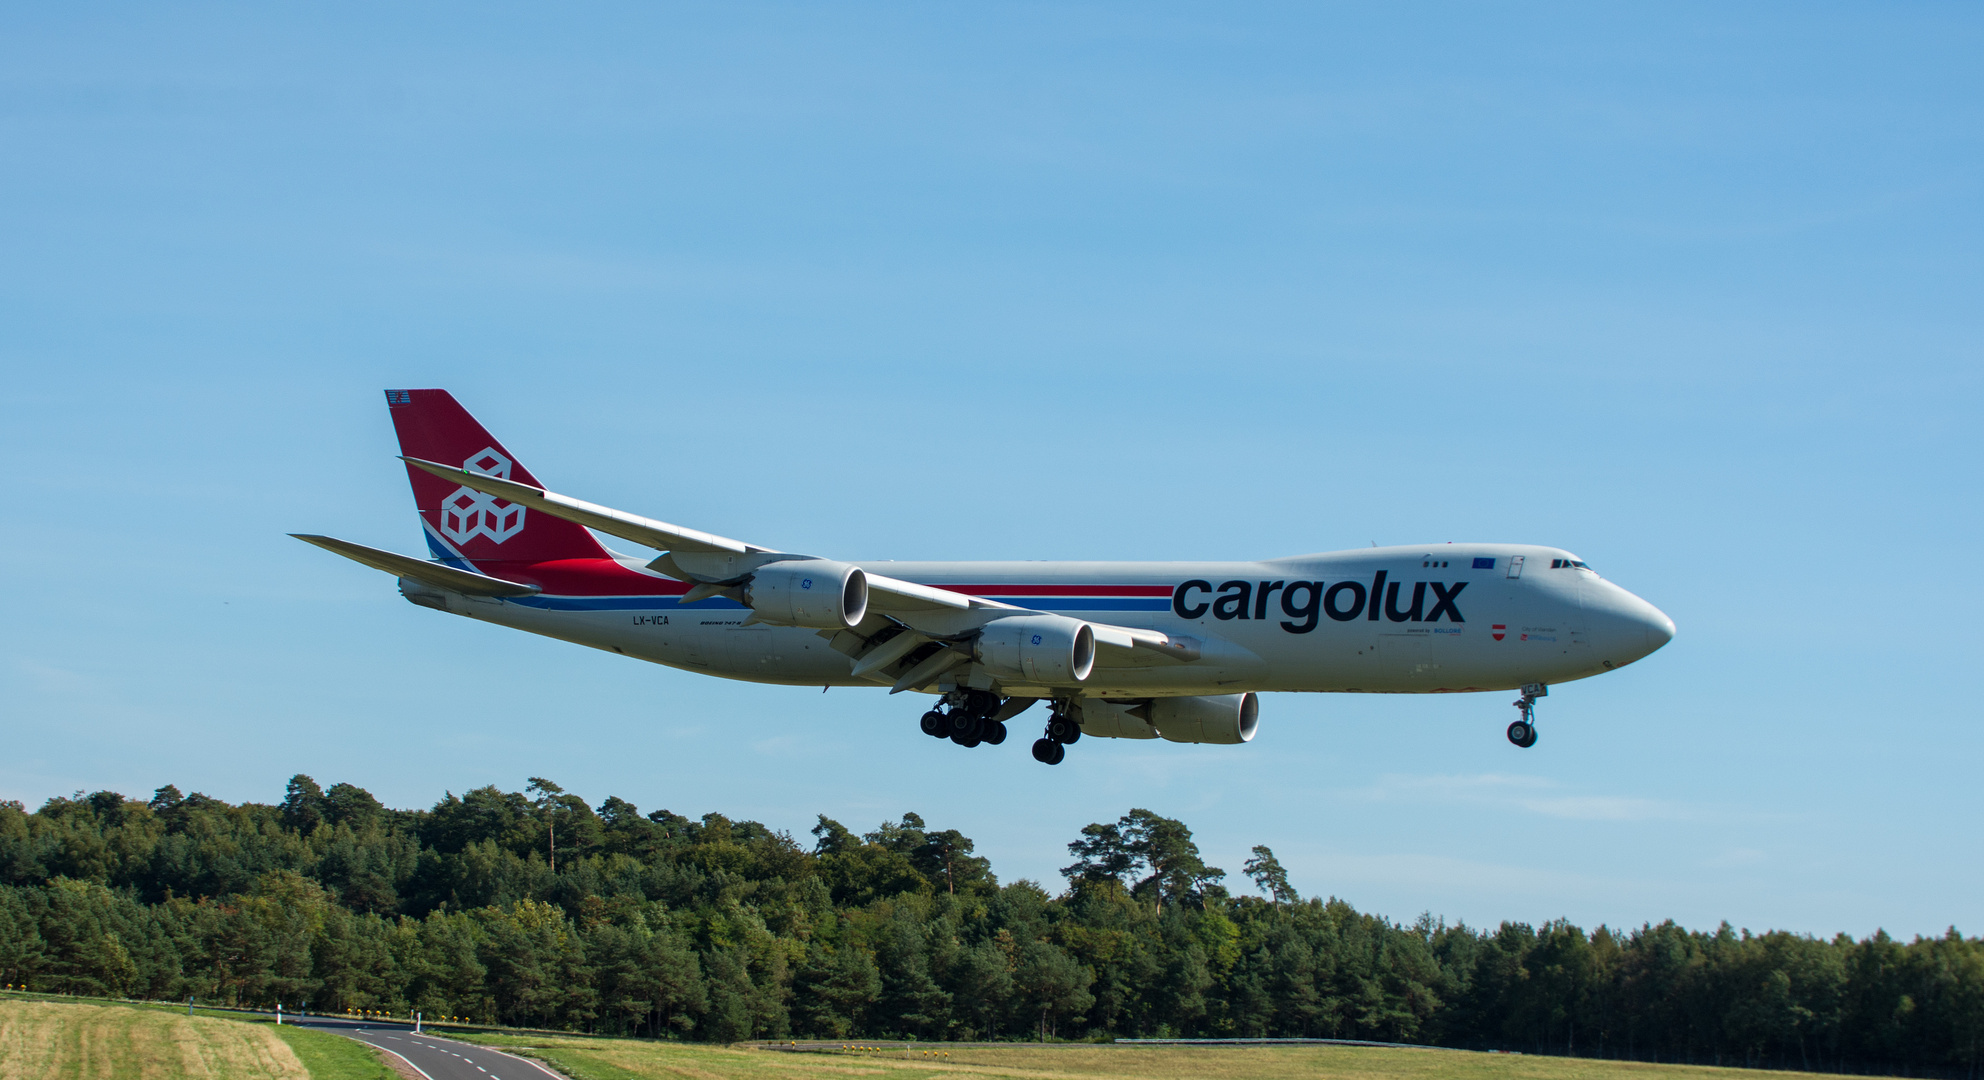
[1031,701,1083,765]
[917,693,1080,764]
[919,690,1011,748]
[1507,683,1546,748]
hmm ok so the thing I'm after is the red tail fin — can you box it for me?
[385,389,611,566]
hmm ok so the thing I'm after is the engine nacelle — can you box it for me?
[974,615,1096,684]
[743,559,868,629]
[1075,698,1158,739]
[1148,693,1259,745]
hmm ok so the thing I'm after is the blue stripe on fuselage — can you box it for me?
[507,595,747,612]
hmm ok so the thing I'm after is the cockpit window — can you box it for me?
[1550,558,1594,571]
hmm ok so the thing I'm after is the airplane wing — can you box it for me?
[400,457,768,556]
[401,457,997,613]
[398,456,1191,655]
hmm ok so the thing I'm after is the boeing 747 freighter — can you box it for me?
[296,390,1675,764]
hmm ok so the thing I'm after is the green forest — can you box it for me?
[1,777,1979,1077]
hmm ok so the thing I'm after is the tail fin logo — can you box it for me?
[438,448,527,545]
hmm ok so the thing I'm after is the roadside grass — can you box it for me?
[0,996,310,1079]
[444,1031,1842,1080]
[269,1023,399,1080]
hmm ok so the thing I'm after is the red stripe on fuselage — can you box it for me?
[944,584,1174,597]
[448,560,1178,601]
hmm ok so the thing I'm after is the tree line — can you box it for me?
[0,776,1979,1075]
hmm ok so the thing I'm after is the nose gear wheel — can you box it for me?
[1508,683,1545,748]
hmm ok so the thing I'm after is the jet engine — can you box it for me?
[1148,693,1259,745]
[975,615,1095,684]
[744,559,868,629]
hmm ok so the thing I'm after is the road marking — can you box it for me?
[398,1031,568,1080]
[361,1039,438,1080]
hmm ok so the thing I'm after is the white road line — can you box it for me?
[403,1031,570,1080]
[360,1038,439,1080]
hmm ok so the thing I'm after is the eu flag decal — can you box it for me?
[1473,557,1496,569]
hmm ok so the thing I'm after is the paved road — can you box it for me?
[291,1016,563,1080]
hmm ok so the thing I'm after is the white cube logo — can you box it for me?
[438,448,527,544]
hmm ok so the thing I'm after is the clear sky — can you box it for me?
[3,4,1979,939]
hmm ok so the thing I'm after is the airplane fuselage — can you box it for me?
[404,542,1672,699]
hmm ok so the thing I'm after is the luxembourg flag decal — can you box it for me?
[1492,624,1506,641]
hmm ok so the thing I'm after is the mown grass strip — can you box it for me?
[0,997,310,1080]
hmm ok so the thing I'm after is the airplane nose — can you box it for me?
[1584,579,1674,665]
[1643,608,1676,653]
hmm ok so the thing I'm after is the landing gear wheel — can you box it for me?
[1046,716,1082,744]
[947,710,979,739]
[982,721,1008,746]
[950,713,985,747]
[920,711,947,738]
[1507,682,1545,749]
[1031,738,1066,765]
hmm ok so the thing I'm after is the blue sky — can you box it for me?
[3,3,1980,938]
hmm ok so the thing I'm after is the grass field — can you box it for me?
[449,1031,1837,1080]
[0,997,311,1080]
[0,998,1869,1080]
[268,1023,399,1080]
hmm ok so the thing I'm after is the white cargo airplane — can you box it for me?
[296,390,1675,764]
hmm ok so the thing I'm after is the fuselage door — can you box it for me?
[1506,555,1525,579]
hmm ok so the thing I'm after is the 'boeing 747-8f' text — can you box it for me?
[296,389,1675,764]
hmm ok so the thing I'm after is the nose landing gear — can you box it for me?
[1507,683,1545,748]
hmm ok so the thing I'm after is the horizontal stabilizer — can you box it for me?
[291,534,541,597]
